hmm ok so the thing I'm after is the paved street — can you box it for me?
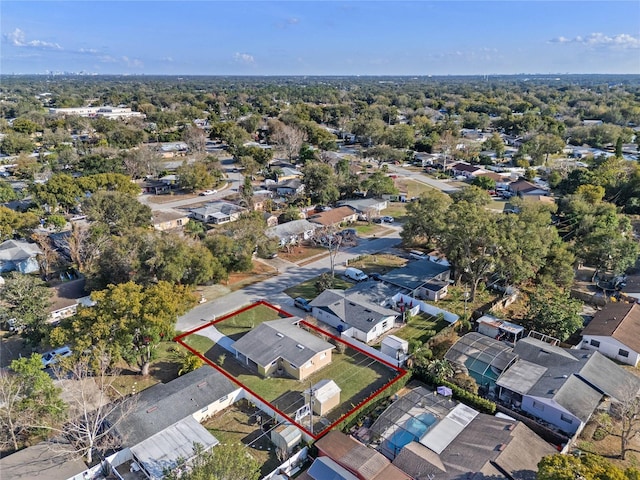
[176,231,402,332]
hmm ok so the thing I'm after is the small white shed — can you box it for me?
[381,335,409,360]
[271,424,302,454]
[303,379,341,416]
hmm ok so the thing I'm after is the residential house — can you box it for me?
[381,259,451,301]
[309,289,398,343]
[232,318,334,381]
[313,430,411,480]
[252,193,273,212]
[0,442,88,480]
[262,211,279,228]
[308,206,359,228]
[0,239,42,274]
[152,209,190,231]
[508,179,548,197]
[449,162,488,179]
[276,167,303,182]
[475,314,526,346]
[111,365,240,479]
[274,178,305,196]
[496,335,640,435]
[337,198,388,219]
[581,302,640,366]
[265,219,319,247]
[140,179,172,195]
[371,386,557,480]
[158,142,189,158]
[48,278,95,323]
[190,201,246,224]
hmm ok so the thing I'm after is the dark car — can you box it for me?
[294,297,312,312]
[370,272,383,281]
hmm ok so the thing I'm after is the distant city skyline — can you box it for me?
[2,1,639,76]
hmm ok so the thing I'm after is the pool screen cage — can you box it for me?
[369,386,456,459]
[444,332,518,386]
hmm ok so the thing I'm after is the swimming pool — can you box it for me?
[384,413,438,455]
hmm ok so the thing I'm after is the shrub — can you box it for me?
[413,369,496,414]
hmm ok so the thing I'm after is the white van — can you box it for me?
[345,267,368,282]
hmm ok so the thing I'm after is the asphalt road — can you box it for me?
[176,230,402,332]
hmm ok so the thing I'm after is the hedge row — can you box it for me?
[413,369,497,414]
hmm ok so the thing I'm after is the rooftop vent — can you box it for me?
[297,344,305,350]
[276,333,284,338]
[146,406,158,413]
[197,381,207,388]
[505,424,515,431]
[496,443,507,451]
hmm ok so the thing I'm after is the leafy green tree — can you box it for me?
[302,162,340,205]
[0,206,40,241]
[204,234,252,274]
[440,199,501,300]
[30,173,82,213]
[526,283,583,341]
[537,238,576,289]
[471,175,496,191]
[82,190,152,235]
[0,180,17,203]
[0,354,66,452]
[11,117,39,135]
[1,132,35,155]
[166,442,260,480]
[361,171,398,197]
[537,453,639,480]
[450,185,492,206]
[77,173,141,196]
[0,272,52,346]
[384,124,415,149]
[279,206,302,223]
[52,281,196,376]
[401,190,452,248]
[177,161,215,192]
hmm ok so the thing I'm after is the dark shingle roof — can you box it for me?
[382,259,450,290]
[114,365,236,445]
[232,318,334,368]
[309,289,398,333]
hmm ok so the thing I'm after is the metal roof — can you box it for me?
[419,403,479,454]
[131,416,219,480]
[445,332,518,377]
[381,259,450,290]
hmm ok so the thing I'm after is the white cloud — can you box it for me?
[162,56,174,62]
[550,33,640,49]
[234,52,255,64]
[3,28,62,50]
[122,56,143,68]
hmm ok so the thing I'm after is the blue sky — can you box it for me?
[2,1,639,75]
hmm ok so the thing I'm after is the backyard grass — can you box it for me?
[215,304,288,338]
[180,332,215,353]
[284,276,354,301]
[382,202,408,222]
[346,253,407,274]
[392,313,451,345]
[190,325,400,426]
[203,401,281,477]
[352,223,394,237]
[435,285,499,320]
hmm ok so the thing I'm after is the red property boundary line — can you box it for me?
[174,300,408,440]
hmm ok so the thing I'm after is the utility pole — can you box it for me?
[308,381,315,435]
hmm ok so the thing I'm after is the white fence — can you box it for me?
[338,333,404,369]
[392,293,459,324]
[261,446,308,480]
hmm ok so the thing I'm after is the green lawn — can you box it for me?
[180,333,215,353]
[347,253,407,274]
[194,330,399,424]
[284,276,354,301]
[392,313,451,345]
[214,305,288,338]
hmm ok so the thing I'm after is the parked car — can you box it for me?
[340,228,357,237]
[372,217,383,224]
[381,216,394,223]
[294,297,312,312]
[199,189,217,196]
[41,346,72,368]
[370,272,383,281]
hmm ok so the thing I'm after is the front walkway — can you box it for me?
[196,325,236,354]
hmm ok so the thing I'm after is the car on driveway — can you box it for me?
[381,216,394,223]
[41,346,72,368]
[294,297,312,312]
[199,189,217,196]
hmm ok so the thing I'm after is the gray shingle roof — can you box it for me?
[0,239,42,262]
[382,259,450,290]
[113,365,236,446]
[265,219,319,239]
[310,289,398,333]
[232,318,334,368]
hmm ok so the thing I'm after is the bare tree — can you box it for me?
[46,353,137,464]
[182,125,207,154]
[270,120,306,162]
[67,222,108,274]
[596,380,640,460]
[31,232,61,280]
[123,146,163,179]
[0,370,26,451]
